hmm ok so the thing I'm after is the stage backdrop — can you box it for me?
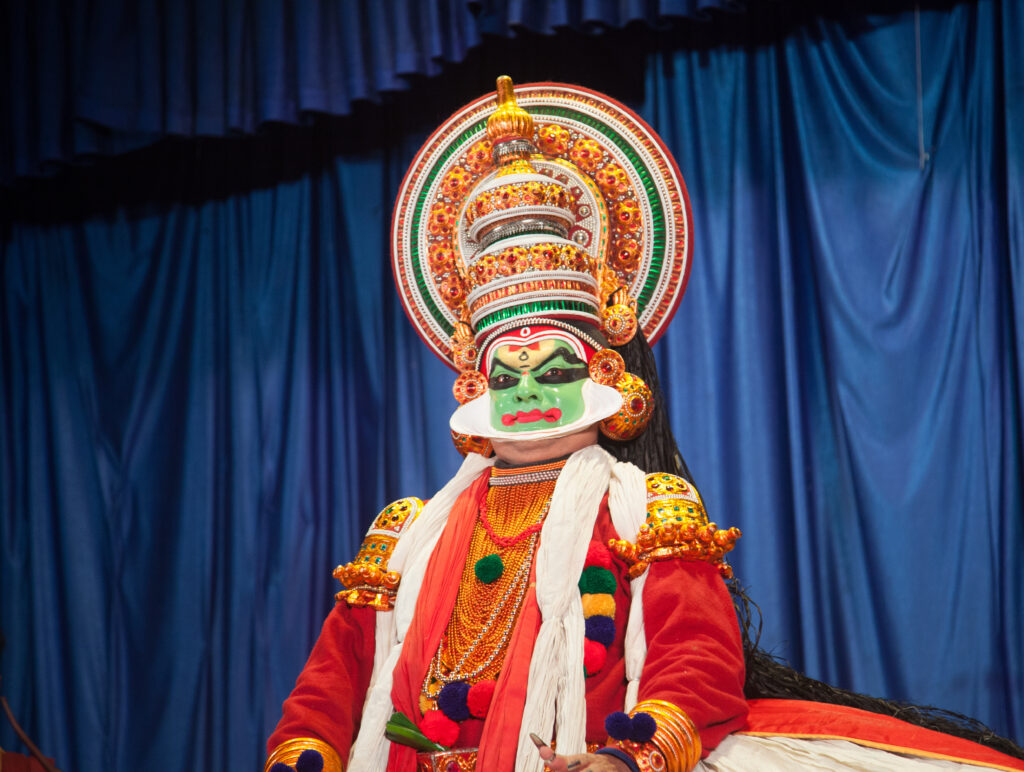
[1,2,1021,771]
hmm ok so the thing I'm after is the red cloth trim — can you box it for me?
[0,753,59,772]
[387,467,546,772]
[474,582,542,771]
[388,469,492,772]
[742,698,1024,771]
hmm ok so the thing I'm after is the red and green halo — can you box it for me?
[391,81,694,369]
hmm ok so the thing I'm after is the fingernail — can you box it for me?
[529,732,548,749]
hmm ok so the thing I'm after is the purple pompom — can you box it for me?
[604,710,632,741]
[584,615,616,647]
[295,749,325,772]
[437,680,472,721]
[629,711,657,743]
[269,765,293,772]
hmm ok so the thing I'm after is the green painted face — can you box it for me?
[488,337,588,433]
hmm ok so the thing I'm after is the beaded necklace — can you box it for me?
[477,502,545,549]
[421,460,565,713]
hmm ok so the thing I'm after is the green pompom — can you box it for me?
[474,554,504,584]
[578,565,617,595]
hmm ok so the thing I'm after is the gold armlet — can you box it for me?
[264,737,343,772]
[609,474,740,579]
[607,700,702,772]
[333,497,423,610]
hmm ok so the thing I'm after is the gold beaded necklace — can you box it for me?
[421,460,565,707]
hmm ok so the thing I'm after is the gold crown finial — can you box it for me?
[487,76,534,145]
[496,75,515,104]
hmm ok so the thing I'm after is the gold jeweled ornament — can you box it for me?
[608,473,741,580]
[587,347,654,441]
[264,738,344,772]
[601,288,640,347]
[334,497,424,609]
[600,372,654,441]
[451,430,493,458]
[452,369,488,404]
[450,320,479,373]
[588,348,626,385]
[415,747,478,772]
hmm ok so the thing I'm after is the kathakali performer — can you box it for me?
[265,78,1024,772]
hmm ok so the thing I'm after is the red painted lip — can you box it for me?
[500,408,563,425]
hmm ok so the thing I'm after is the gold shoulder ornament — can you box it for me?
[608,474,740,579]
[332,497,424,610]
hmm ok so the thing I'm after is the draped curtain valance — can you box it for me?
[2,0,757,183]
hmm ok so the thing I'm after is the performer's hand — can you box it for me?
[269,748,324,772]
[538,751,630,772]
[530,734,630,772]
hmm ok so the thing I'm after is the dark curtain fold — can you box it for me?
[1,2,1021,772]
[1,0,750,184]
[471,0,746,33]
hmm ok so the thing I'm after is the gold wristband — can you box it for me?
[608,700,702,772]
[264,737,343,772]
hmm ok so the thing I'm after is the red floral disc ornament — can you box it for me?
[452,370,488,404]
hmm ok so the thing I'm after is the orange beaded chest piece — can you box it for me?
[421,460,565,712]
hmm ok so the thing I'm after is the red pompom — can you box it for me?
[467,679,497,718]
[585,541,613,570]
[583,638,608,676]
[420,709,460,748]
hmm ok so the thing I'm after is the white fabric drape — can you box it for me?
[699,735,995,771]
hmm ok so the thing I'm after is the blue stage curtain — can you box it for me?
[471,0,747,33]
[643,0,1023,736]
[0,129,464,770]
[1,0,750,184]
[1,2,1021,771]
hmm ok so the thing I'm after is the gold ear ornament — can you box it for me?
[452,370,488,404]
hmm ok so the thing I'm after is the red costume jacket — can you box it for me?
[268,468,748,768]
[267,467,1024,772]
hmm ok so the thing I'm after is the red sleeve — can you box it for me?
[638,559,749,754]
[266,602,378,760]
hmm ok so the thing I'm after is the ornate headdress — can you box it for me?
[392,77,693,447]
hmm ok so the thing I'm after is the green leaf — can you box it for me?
[385,711,446,752]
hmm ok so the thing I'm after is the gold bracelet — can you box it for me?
[607,700,702,772]
[264,737,343,772]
